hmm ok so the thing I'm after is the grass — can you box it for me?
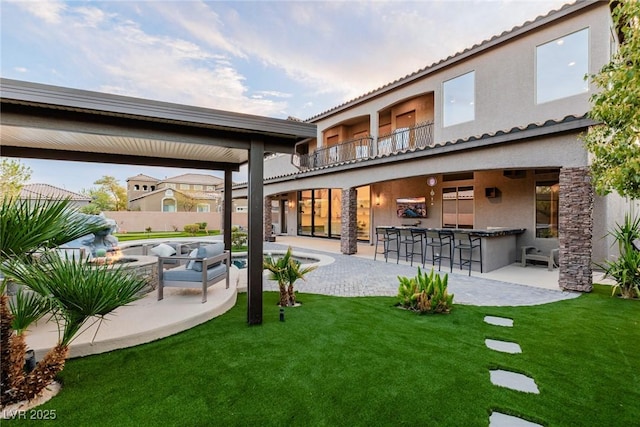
[7,286,639,426]
[115,231,220,242]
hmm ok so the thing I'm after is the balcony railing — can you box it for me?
[293,135,374,169]
[292,121,434,170]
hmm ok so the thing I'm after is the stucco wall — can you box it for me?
[313,4,611,147]
[103,211,248,233]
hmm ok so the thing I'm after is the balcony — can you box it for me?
[293,121,434,171]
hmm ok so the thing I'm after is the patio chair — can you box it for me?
[521,246,558,271]
[454,232,482,276]
[157,243,230,303]
[400,228,426,266]
[425,230,453,272]
[374,227,400,263]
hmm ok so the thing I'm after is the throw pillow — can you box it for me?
[192,244,225,272]
[150,243,176,258]
[186,248,199,270]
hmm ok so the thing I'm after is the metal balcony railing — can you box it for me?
[292,121,434,171]
[293,136,374,169]
[376,121,434,155]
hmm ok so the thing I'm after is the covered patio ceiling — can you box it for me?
[0,78,317,325]
[0,78,315,169]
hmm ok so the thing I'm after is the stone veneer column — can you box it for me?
[340,187,358,255]
[264,195,273,241]
[558,167,593,292]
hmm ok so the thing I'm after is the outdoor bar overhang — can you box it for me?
[0,78,317,325]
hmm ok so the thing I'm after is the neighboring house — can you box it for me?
[19,183,91,208]
[234,1,636,293]
[127,173,233,213]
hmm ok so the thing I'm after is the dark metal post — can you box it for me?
[247,139,264,325]
[224,168,232,251]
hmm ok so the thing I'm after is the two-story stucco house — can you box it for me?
[234,1,637,293]
[127,173,225,213]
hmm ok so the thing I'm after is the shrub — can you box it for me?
[184,224,199,235]
[145,226,152,233]
[396,268,453,314]
[197,222,207,231]
[231,226,248,249]
[598,213,640,299]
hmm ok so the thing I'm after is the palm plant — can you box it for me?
[263,247,317,307]
[0,196,146,406]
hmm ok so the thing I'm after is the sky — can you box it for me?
[1,0,570,194]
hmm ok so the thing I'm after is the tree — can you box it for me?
[80,175,128,212]
[176,191,198,212]
[0,159,32,199]
[584,0,640,199]
[0,196,146,406]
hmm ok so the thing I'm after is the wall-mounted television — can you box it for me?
[396,197,427,218]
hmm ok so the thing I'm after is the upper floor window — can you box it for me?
[196,203,210,213]
[193,184,203,191]
[536,28,589,104]
[180,184,190,190]
[133,185,140,191]
[443,71,475,127]
[206,185,215,191]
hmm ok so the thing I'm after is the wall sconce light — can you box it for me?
[375,195,381,206]
[288,200,295,209]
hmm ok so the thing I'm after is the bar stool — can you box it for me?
[425,230,453,272]
[400,228,426,266]
[374,227,400,263]
[454,232,482,276]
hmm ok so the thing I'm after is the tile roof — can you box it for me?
[20,183,91,201]
[306,0,594,122]
[160,173,224,185]
[129,187,220,203]
[126,174,159,182]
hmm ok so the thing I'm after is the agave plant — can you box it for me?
[0,196,146,407]
[598,213,640,299]
[263,247,317,307]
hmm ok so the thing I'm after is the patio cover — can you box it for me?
[0,78,317,325]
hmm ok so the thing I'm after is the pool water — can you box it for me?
[232,253,320,269]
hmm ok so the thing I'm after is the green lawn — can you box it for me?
[8,286,639,426]
[115,231,220,242]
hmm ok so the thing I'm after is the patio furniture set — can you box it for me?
[374,226,554,275]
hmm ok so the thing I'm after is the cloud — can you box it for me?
[4,0,570,119]
[14,0,66,24]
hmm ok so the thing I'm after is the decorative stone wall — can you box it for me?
[559,167,593,292]
[264,195,273,241]
[340,187,358,255]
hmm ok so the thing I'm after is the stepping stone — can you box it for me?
[489,412,543,427]
[485,339,522,354]
[484,316,513,327]
[490,369,539,394]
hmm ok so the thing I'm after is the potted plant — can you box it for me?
[263,247,316,307]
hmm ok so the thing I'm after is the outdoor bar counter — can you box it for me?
[381,226,526,273]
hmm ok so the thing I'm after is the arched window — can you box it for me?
[134,184,140,191]
[162,198,176,212]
